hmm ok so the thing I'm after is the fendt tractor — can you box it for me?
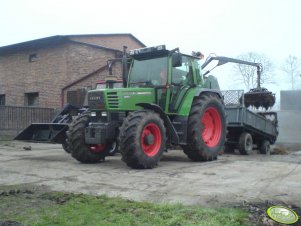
[66,45,227,169]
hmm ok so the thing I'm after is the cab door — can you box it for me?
[169,56,194,112]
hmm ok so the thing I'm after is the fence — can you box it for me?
[280,90,301,110]
[0,106,55,137]
[221,90,244,107]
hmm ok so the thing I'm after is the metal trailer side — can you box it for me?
[225,107,278,144]
[222,90,278,152]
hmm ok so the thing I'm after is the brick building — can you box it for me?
[0,34,145,108]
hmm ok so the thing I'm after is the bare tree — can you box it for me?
[281,55,301,90]
[234,52,274,90]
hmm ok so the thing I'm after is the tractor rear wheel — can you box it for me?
[67,112,106,163]
[238,132,253,155]
[119,110,166,169]
[182,94,226,161]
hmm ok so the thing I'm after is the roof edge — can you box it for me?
[0,33,145,55]
[65,33,146,47]
[0,35,68,55]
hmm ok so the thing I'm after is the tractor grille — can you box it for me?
[88,91,105,109]
[107,92,119,109]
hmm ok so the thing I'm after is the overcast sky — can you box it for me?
[1,0,301,98]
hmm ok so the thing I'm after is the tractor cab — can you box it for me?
[127,45,204,113]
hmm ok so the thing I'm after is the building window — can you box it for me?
[29,53,38,62]
[25,92,39,106]
[0,94,5,106]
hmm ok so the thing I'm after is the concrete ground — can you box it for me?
[0,141,301,207]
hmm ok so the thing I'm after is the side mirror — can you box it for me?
[107,61,113,75]
[172,53,182,67]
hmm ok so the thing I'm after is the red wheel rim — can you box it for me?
[201,107,222,147]
[141,123,162,157]
[90,144,107,153]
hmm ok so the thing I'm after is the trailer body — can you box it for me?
[222,90,278,154]
[226,107,278,143]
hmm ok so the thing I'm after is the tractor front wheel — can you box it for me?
[119,110,166,169]
[62,140,71,153]
[182,94,226,161]
[67,112,106,163]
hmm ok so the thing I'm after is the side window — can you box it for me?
[172,56,193,86]
[0,94,5,106]
[25,92,39,106]
[29,53,38,62]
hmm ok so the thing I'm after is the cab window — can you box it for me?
[172,56,193,86]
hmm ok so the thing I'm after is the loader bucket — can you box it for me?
[14,123,69,144]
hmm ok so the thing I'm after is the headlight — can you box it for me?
[90,112,96,117]
[101,112,107,117]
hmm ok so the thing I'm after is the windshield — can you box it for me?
[96,83,106,89]
[128,57,168,88]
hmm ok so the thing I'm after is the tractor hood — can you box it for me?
[88,88,155,111]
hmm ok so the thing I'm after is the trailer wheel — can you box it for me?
[119,110,166,169]
[259,140,271,155]
[182,94,226,161]
[238,132,253,155]
[67,112,106,163]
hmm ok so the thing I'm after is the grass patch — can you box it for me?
[0,186,249,226]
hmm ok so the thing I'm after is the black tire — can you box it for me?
[182,94,226,161]
[238,132,253,155]
[107,141,119,156]
[67,112,106,163]
[119,110,166,169]
[259,140,271,155]
[62,140,71,153]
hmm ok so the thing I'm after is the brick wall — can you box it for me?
[0,43,68,107]
[66,43,116,83]
[0,35,144,109]
[0,42,118,108]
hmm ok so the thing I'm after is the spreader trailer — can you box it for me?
[201,56,278,155]
[222,90,278,155]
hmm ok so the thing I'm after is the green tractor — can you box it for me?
[67,45,227,169]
